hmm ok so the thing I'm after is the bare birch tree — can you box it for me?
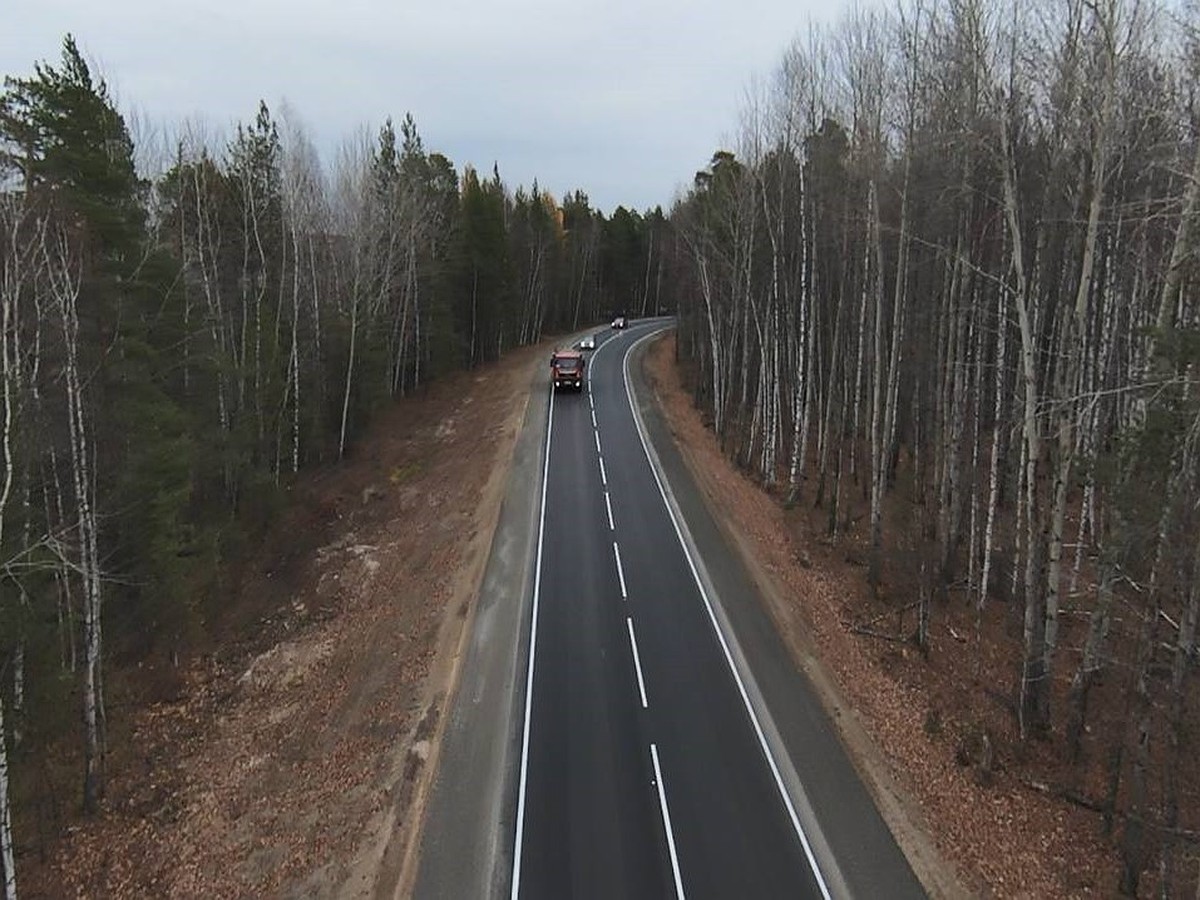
[0,191,26,900]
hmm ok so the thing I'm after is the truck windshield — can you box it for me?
[555,358,580,371]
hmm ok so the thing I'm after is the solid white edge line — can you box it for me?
[613,541,628,599]
[622,331,834,900]
[510,385,556,900]
[598,456,607,487]
[651,743,686,900]
[626,617,649,708]
[605,492,615,531]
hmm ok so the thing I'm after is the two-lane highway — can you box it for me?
[417,317,927,899]
[512,322,832,899]
[512,345,666,897]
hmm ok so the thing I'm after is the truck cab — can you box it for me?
[551,349,586,391]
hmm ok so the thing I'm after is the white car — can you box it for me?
[611,316,627,329]
[579,334,596,350]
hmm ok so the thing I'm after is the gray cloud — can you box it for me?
[3,0,854,213]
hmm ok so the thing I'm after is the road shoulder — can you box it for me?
[412,353,552,900]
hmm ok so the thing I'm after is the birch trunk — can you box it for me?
[695,255,725,435]
[290,222,302,473]
[0,195,19,900]
[979,274,1008,614]
[46,227,105,812]
[851,191,871,483]
[339,287,359,460]
[1000,89,1048,735]
[0,695,14,900]
[1046,44,1115,686]
[870,118,911,591]
[1152,119,1200,340]
[786,161,810,500]
[867,177,886,592]
[967,287,984,598]
[939,242,969,588]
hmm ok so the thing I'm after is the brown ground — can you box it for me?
[18,326,1145,898]
[19,343,545,898]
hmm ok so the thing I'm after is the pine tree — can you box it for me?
[1,34,194,814]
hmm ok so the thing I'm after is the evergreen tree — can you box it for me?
[1,34,196,814]
[454,166,513,366]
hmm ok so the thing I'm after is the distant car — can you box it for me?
[611,316,627,329]
[579,335,596,350]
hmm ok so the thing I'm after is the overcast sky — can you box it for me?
[3,0,859,214]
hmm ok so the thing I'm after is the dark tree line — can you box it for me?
[0,36,666,896]
[668,0,1200,893]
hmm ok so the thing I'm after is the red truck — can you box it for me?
[551,349,586,392]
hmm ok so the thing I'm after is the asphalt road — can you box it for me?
[417,319,927,900]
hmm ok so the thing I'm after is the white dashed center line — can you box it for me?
[626,617,648,708]
[613,541,627,600]
[651,743,685,899]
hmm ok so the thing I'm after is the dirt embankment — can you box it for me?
[22,344,544,898]
[642,332,1118,899]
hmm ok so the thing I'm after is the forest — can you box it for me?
[0,36,667,897]
[667,0,1200,893]
[6,0,1200,893]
